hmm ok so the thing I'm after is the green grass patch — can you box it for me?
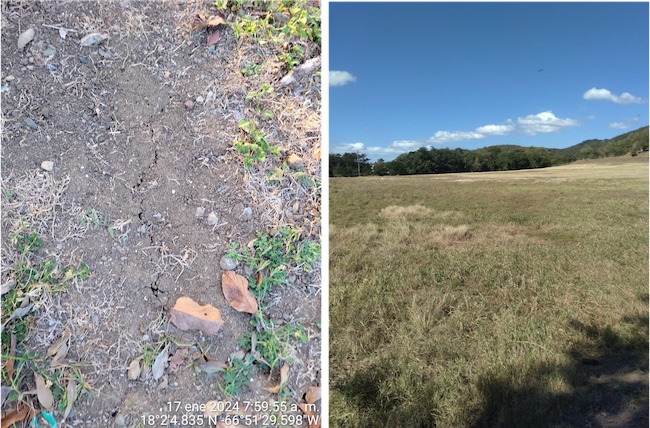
[225,226,319,376]
[1,223,92,416]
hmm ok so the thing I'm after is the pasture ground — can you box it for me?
[1,1,321,426]
[330,154,648,427]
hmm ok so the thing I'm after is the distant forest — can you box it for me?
[330,126,649,177]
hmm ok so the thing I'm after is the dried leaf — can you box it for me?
[198,360,228,374]
[127,358,142,380]
[192,13,225,30]
[49,338,70,367]
[221,271,258,314]
[280,363,289,386]
[265,384,281,394]
[265,363,290,393]
[168,348,189,372]
[207,30,220,47]
[1,403,29,426]
[7,333,16,378]
[140,360,149,381]
[313,147,321,161]
[170,297,224,336]
[80,32,109,46]
[1,279,16,295]
[7,301,34,323]
[34,372,53,410]
[206,14,226,27]
[63,379,78,420]
[47,328,71,356]
[152,345,169,381]
[306,386,321,404]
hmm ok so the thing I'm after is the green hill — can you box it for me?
[559,126,649,160]
[330,126,649,176]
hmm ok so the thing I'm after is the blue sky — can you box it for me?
[329,2,649,161]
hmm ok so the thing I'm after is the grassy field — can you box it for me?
[329,154,648,427]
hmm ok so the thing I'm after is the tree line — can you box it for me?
[330,126,648,177]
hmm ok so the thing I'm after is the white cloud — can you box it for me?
[332,142,365,152]
[583,87,643,104]
[329,71,357,87]
[391,140,421,149]
[475,120,515,135]
[609,122,628,129]
[517,111,579,135]
[426,130,485,144]
[587,115,596,120]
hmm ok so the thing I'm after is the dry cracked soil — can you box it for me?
[1,1,321,427]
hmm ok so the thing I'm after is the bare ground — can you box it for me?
[1,1,321,426]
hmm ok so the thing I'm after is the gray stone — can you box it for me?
[41,160,54,171]
[219,256,237,271]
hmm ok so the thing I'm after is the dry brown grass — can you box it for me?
[330,157,648,427]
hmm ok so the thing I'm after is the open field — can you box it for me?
[330,154,648,427]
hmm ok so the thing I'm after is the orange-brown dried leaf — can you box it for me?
[168,348,189,372]
[305,385,321,404]
[207,30,220,47]
[206,14,225,27]
[170,297,224,336]
[1,403,29,426]
[265,383,281,394]
[221,271,258,314]
[7,332,16,378]
[265,363,289,393]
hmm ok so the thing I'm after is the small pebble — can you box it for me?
[41,160,54,171]
[195,207,205,218]
[25,117,38,130]
[80,56,88,64]
[26,65,34,71]
[196,95,204,104]
[46,64,56,71]
[207,212,218,226]
[5,75,14,82]
[243,207,253,220]
[114,414,125,426]
[184,100,194,110]
[219,256,237,271]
